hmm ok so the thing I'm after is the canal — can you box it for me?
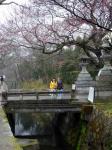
[6,112,82,150]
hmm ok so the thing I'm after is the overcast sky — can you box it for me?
[0,0,28,24]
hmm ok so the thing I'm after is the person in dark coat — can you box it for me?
[57,78,63,99]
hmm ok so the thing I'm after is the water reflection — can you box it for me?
[14,112,79,150]
[15,113,59,150]
[15,113,54,136]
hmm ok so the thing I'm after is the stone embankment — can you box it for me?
[0,106,22,150]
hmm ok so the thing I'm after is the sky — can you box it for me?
[0,0,28,24]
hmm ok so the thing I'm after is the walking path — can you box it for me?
[0,106,22,150]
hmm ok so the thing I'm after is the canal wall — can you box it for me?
[0,106,23,150]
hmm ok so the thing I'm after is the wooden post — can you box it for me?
[0,90,2,105]
[36,92,39,100]
[0,81,8,105]
[71,84,76,99]
[0,91,8,105]
[19,92,23,100]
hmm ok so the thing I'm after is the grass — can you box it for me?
[21,80,71,91]
[95,101,112,117]
[21,79,48,90]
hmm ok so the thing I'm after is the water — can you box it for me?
[15,113,54,136]
[40,146,61,150]
[14,112,62,150]
[8,112,80,150]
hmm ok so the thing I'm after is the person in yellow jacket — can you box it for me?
[49,79,57,98]
[50,79,57,90]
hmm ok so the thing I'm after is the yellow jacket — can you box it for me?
[50,81,57,89]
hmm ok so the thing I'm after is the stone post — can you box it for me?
[74,55,94,101]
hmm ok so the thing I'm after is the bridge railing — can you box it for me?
[5,90,75,101]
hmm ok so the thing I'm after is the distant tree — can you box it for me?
[60,47,81,83]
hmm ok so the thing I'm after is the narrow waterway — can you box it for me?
[7,112,81,150]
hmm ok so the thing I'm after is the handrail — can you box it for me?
[7,90,71,95]
[5,90,73,101]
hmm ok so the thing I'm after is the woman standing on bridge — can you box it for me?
[49,78,57,99]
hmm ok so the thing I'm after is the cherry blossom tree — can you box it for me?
[0,0,112,67]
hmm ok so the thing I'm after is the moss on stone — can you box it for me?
[0,107,23,150]
[17,139,39,147]
[10,137,23,150]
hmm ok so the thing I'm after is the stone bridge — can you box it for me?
[2,90,89,113]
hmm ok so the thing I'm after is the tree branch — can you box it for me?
[51,0,112,32]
